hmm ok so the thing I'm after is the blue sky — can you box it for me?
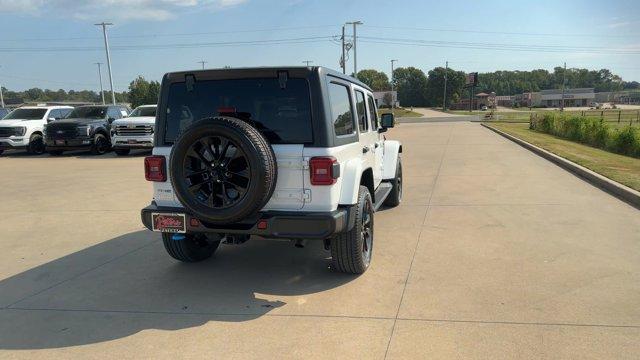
[0,0,638,92]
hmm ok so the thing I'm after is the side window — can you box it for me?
[367,95,379,130]
[355,90,367,132]
[48,109,60,119]
[328,82,354,136]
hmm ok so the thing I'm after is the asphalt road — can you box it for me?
[0,122,638,359]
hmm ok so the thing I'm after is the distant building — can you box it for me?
[495,95,513,107]
[540,88,594,107]
[373,91,398,108]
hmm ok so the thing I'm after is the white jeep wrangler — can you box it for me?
[141,67,402,274]
[0,106,73,155]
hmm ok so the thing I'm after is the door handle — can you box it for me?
[374,143,380,148]
[363,146,370,154]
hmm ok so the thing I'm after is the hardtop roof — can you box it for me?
[163,66,372,92]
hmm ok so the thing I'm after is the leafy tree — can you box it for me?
[128,76,160,108]
[356,69,390,91]
[393,67,428,107]
[425,67,466,108]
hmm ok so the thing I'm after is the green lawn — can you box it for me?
[486,122,640,191]
[379,108,423,118]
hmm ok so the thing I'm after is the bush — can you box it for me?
[612,126,640,157]
[529,112,640,158]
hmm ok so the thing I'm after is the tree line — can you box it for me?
[1,75,160,108]
[357,67,639,108]
[2,68,638,110]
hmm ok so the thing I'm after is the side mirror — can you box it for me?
[47,117,56,123]
[108,117,115,123]
[380,113,395,132]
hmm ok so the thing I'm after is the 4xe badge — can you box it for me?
[152,213,186,233]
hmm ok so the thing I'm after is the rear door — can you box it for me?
[366,93,384,185]
[353,87,377,186]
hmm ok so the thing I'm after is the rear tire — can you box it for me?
[48,150,64,156]
[162,233,221,263]
[384,157,402,207]
[114,149,130,156]
[91,133,110,155]
[331,186,374,274]
[27,133,46,155]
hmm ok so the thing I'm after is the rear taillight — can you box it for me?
[145,156,166,182]
[310,156,339,185]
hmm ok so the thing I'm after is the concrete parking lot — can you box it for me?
[0,122,639,359]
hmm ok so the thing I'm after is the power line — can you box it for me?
[0,36,336,53]
[365,25,640,39]
[0,25,342,42]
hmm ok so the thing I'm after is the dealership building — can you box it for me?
[540,88,595,107]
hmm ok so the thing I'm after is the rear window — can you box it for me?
[163,78,312,144]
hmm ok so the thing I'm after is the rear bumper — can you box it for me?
[141,202,354,240]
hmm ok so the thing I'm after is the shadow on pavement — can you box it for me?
[0,230,356,349]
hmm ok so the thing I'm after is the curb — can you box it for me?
[481,123,640,210]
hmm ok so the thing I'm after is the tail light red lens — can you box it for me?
[145,156,166,182]
[310,156,339,185]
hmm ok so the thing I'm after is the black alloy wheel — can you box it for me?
[181,135,251,210]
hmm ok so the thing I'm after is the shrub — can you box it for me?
[611,126,640,157]
[529,112,639,159]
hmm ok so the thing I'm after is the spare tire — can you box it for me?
[170,117,277,224]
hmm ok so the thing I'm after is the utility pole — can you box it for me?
[340,25,346,74]
[94,62,105,105]
[443,61,448,111]
[390,59,398,115]
[197,60,207,70]
[302,60,313,66]
[95,22,116,105]
[346,21,363,76]
[0,65,4,108]
[561,62,566,111]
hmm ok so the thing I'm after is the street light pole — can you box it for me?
[95,22,116,105]
[443,60,448,111]
[197,60,207,70]
[302,60,313,66]
[561,62,566,111]
[341,25,346,74]
[391,59,398,115]
[346,21,363,76]
[94,62,105,105]
[0,65,4,108]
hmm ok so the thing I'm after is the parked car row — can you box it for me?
[0,104,157,156]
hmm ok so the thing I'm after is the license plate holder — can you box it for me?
[151,213,186,233]
[128,139,138,144]
[55,140,65,145]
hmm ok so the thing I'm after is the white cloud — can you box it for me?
[0,0,247,21]
[608,21,631,29]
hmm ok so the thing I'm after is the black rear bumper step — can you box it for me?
[141,203,355,240]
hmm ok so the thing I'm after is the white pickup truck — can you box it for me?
[0,106,73,155]
[110,105,157,155]
[140,67,402,274]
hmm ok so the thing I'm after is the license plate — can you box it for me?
[128,139,138,144]
[55,140,65,145]
[151,213,186,233]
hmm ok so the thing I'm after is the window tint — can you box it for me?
[130,106,157,117]
[355,90,367,132]
[107,107,121,119]
[60,108,72,118]
[48,109,60,119]
[164,78,312,144]
[328,82,354,136]
[68,106,107,119]
[2,108,47,120]
[367,95,379,130]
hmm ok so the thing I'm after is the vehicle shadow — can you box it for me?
[0,230,355,350]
